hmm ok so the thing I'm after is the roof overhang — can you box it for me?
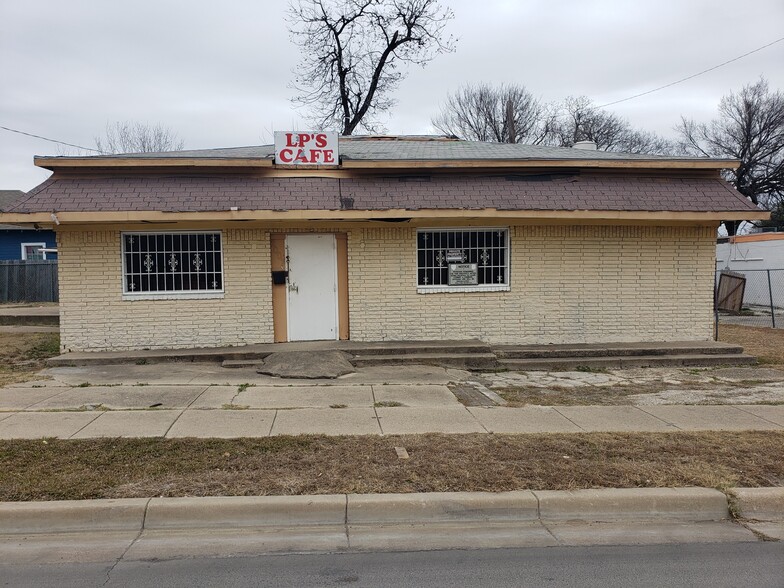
[0,208,769,227]
[33,156,741,172]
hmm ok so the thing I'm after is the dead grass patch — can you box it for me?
[0,332,60,386]
[498,383,670,406]
[719,324,784,367]
[0,431,781,501]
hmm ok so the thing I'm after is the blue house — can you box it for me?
[0,190,57,260]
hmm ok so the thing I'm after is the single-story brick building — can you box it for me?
[0,135,766,352]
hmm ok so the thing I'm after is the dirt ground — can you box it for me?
[719,323,784,366]
[0,332,59,386]
[1,432,781,501]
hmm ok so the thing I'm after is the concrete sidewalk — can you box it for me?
[1,362,783,439]
[0,387,781,439]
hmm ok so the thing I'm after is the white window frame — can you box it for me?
[121,230,225,300]
[416,227,511,294]
[21,242,47,260]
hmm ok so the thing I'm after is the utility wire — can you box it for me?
[0,125,102,153]
[595,36,784,109]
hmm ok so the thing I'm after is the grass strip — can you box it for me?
[1,431,782,501]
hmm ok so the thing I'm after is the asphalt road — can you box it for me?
[2,542,783,588]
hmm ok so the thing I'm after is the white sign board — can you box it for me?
[274,131,339,166]
[449,263,478,286]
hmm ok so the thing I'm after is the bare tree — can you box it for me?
[95,121,185,154]
[431,83,555,144]
[550,96,674,154]
[288,0,456,135]
[678,78,783,234]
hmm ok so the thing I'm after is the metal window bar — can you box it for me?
[417,228,509,288]
[122,231,223,294]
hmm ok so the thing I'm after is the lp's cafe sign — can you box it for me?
[274,131,339,166]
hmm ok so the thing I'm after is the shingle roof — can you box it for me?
[0,190,25,211]
[37,136,725,163]
[8,174,758,214]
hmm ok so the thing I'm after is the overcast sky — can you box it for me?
[1,0,782,191]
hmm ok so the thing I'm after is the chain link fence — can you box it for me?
[715,268,784,329]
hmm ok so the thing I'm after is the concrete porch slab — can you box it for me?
[24,386,208,410]
[42,364,228,386]
[466,406,582,433]
[553,406,678,432]
[42,364,467,388]
[0,412,100,439]
[271,407,381,436]
[166,410,275,438]
[372,385,460,407]
[70,410,182,439]
[375,406,485,435]
[641,405,784,431]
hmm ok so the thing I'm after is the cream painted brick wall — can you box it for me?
[347,225,716,344]
[57,229,272,351]
[57,223,716,351]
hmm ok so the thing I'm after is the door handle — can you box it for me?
[288,283,299,293]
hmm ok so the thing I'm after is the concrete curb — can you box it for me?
[730,487,784,521]
[536,488,729,522]
[0,498,149,534]
[144,495,346,530]
[1,487,768,536]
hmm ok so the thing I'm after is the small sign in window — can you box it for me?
[446,249,465,262]
[448,263,478,286]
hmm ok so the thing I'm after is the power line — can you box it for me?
[596,36,784,109]
[0,125,102,153]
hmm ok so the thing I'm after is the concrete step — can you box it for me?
[351,352,499,370]
[498,353,758,371]
[346,341,491,356]
[494,342,744,360]
[222,359,265,369]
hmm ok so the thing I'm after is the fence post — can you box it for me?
[768,269,776,329]
[713,269,719,340]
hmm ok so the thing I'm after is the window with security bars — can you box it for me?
[122,232,223,294]
[417,228,509,289]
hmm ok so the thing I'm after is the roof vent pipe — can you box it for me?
[572,140,598,151]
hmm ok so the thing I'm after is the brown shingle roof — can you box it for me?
[8,174,758,214]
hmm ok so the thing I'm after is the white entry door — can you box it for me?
[286,234,338,341]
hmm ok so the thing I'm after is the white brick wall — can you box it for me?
[57,229,272,351]
[347,224,716,344]
[57,223,716,351]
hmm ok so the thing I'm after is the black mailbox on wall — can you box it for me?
[271,270,288,285]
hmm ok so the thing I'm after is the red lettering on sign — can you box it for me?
[314,134,327,148]
[278,148,294,163]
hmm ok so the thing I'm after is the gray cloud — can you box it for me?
[2,0,782,190]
